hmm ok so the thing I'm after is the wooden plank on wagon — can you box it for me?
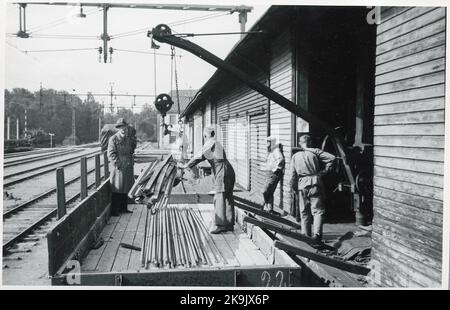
[81,215,121,271]
[194,204,241,267]
[128,205,148,270]
[111,205,143,271]
[231,231,270,266]
[95,211,133,272]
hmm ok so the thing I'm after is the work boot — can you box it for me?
[225,225,234,232]
[210,226,229,234]
[311,234,324,249]
[111,210,120,217]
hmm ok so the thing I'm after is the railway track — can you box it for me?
[4,148,63,159]
[4,149,82,167]
[3,168,105,252]
[3,165,104,219]
[3,150,101,187]
[2,142,142,255]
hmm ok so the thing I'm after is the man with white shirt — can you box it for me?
[261,136,285,213]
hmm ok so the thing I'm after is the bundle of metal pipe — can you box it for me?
[141,205,227,269]
[128,155,181,211]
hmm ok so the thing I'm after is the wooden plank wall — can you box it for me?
[269,30,294,211]
[371,6,445,287]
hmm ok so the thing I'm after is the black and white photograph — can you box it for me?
[0,0,449,289]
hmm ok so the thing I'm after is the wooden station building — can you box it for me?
[181,6,446,287]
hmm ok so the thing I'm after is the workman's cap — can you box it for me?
[203,125,216,138]
[115,118,128,128]
[267,136,280,145]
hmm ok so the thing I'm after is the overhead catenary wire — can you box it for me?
[22,47,99,53]
[114,48,181,57]
[110,11,230,39]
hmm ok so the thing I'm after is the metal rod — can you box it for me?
[191,208,226,264]
[185,208,209,265]
[141,206,149,266]
[166,31,262,37]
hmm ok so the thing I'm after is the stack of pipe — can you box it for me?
[128,155,180,212]
[129,155,226,269]
[141,205,227,269]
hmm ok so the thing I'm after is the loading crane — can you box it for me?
[148,24,367,225]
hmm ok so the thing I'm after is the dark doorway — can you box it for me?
[295,7,376,223]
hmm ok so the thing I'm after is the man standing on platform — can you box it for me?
[289,134,336,246]
[261,136,285,213]
[178,125,235,234]
[108,118,136,216]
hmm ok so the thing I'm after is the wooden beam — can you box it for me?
[80,156,88,199]
[95,154,101,188]
[234,201,302,230]
[243,215,314,245]
[274,241,370,276]
[56,168,66,219]
[103,152,109,178]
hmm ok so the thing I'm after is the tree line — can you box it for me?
[4,88,159,147]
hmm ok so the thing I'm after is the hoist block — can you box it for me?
[150,24,172,37]
[154,93,174,117]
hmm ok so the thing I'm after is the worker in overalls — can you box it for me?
[261,136,285,213]
[179,125,236,234]
[108,118,136,216]
[289,134,336,246]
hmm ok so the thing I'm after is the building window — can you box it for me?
[169,132,176,144]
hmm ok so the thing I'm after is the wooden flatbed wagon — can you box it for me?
[47,179,302,286]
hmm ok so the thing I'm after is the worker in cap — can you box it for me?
[261,136,285,213]
[178,125,236,234]
[107,118,137,216]
[289,134,336,247]
[168,122,189,161]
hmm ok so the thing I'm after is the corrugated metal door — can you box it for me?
[249,113,267,192]
[225,116,249,190]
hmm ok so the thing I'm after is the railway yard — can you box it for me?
[2,142,155,285]
[2,3,447,288]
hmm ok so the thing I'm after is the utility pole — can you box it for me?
[17,3,30,38]
[71,90,76,145]
[24,109,28,133]
[133,95,137,129]
[49,133,55,148]
[39,82,43,109]
[72,109,76,145]
[238,10,247,37]
[98,104,102,143]
[16,118,19,140]
[7,117,10,140]
[109,82,114,113]
[101,4,110,64]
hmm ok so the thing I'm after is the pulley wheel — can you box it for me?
[154,93,174,116]
[152,24,172,37]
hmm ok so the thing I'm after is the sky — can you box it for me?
[4,1,269,112]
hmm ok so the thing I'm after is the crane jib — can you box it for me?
[150,24,355,186]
